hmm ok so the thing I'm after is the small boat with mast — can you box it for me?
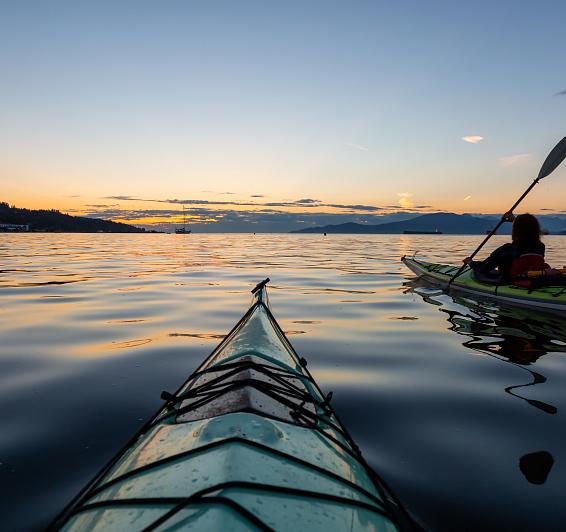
[175,206,191,234]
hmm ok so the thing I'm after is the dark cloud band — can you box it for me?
[103,195,384,212]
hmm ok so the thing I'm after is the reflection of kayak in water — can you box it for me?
[404,279,566,362]
[403,277,563,414]
[402,257,566,313]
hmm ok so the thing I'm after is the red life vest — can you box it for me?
[510,254,549,288]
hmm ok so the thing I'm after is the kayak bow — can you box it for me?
[403,256,566,313]
[51,279,414,531]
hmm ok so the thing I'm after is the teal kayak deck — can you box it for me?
[402,257,566,313]
[52,282,411,531]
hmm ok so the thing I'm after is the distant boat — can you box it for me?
[175,206,191,234]
[403,229,442,235]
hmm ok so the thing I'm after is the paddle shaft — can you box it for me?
[448,176,541,285]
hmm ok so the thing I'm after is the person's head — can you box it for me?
[512,213,541,246]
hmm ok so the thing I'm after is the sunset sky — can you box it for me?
[1,1,565,230]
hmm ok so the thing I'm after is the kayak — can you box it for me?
[51,279,414,531]
[402,256,566,313]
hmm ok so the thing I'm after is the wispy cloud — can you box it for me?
[88,194,442,232]
[325,203,377,211]
[294,198,320,204]
[250,194,265,198]
[345,142,369,151]
[103,195,384,212]
[462,135,484,144]
[82,205,425,232]
[397,192,414,209]
[106,195,140,201]
[500,153,531,167]
[554,89,566,96]
[464,195,472,201]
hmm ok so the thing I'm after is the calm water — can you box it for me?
[1,233,566,531]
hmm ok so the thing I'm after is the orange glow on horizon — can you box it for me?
[2,185,564,227]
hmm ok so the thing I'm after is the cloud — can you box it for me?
[84,203,119,208]
[82,205,424,233]
[102,195,384,212]
[345,142,369,151]
[293,198,320,204]
[105,195,141,201]
[250,195,265,198]
[462,135,484,144]
[554,89,566,96]
[464,195,472,201]
[500,153,531,167]
[397,192,414,209]
[327,203,382,211]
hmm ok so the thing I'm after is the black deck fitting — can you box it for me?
[251,278,270,294]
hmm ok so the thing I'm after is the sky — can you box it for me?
[1,1,566,231]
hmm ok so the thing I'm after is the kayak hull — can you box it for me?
[53,284,409,531]
[402,257,566,313]
[64,413,391,531]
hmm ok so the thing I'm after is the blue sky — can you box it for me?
[1,1,565,230]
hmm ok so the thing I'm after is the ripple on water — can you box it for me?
[1,233,566,531]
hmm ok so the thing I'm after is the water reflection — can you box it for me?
[520,451,555,485]
[2,233,566,531]
[405,279,564,493]
[405,280,566,415]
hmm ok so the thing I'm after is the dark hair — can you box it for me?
[512,213,541,247]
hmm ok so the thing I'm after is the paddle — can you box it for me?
[449,135,566,285]
[506,388,558,414]
[505,370,558,414]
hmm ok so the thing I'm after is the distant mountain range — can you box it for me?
[3,201,566,235]
[291,212,566,235]
[0,202,147,233]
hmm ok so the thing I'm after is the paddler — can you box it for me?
[463,213,547,284]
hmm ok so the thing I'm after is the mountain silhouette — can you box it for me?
[0,202,147,233]
[292,212,503,234]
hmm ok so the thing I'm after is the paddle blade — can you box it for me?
[538,136,566,179]
[527,398,557,415]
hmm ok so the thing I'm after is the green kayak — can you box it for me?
[51,279,414,531]
[402,256,566,313]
